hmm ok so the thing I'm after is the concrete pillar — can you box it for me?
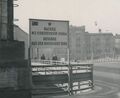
[7,0,14,40]
[0,0,7,40]
[0,0,13,40]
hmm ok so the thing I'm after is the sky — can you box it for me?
[14,0,120,34]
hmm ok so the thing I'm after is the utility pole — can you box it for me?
[67,22,73,95]
[91,38,94,63]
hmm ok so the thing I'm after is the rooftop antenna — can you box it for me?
[94,21,102,33]
[94,21,98,33]
[99,29,102,33]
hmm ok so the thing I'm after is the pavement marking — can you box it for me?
[94,80,119,96]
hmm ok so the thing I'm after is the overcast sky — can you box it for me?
[14,0,120,34]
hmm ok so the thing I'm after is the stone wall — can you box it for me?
[0,41,25,61]
[0,60,31,90]
[0,41,32,98]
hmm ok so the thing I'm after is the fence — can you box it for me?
[31,62,93,97]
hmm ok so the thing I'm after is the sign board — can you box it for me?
[29,19,69,48]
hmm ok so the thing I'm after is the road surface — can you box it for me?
[54,62,120,98]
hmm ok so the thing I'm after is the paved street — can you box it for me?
[54,62,120,98]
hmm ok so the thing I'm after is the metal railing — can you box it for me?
[31,59,67,65]
[31,63,94,96]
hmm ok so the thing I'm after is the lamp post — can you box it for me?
[91,37,94,63]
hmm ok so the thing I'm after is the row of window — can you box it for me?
[31,31,67,36]
[31,41,67,46]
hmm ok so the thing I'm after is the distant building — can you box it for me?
[14,25,28,59]
[18,23,115,61]
[69,25,91,60]
[90,33,114,59]
[114,34,120,57]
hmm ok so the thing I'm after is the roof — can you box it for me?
[89,33,113,36]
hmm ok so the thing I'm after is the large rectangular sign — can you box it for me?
[29,19,69,48]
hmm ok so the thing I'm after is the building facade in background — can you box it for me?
[90,33,115,59]
[114,34,120,58]
[13,25,116,61]
[69,25,115,60]
[69,25,91,61]
[14,25,28,59]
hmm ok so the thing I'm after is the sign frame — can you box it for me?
[29,19,71,95]
[29,19,69,49]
